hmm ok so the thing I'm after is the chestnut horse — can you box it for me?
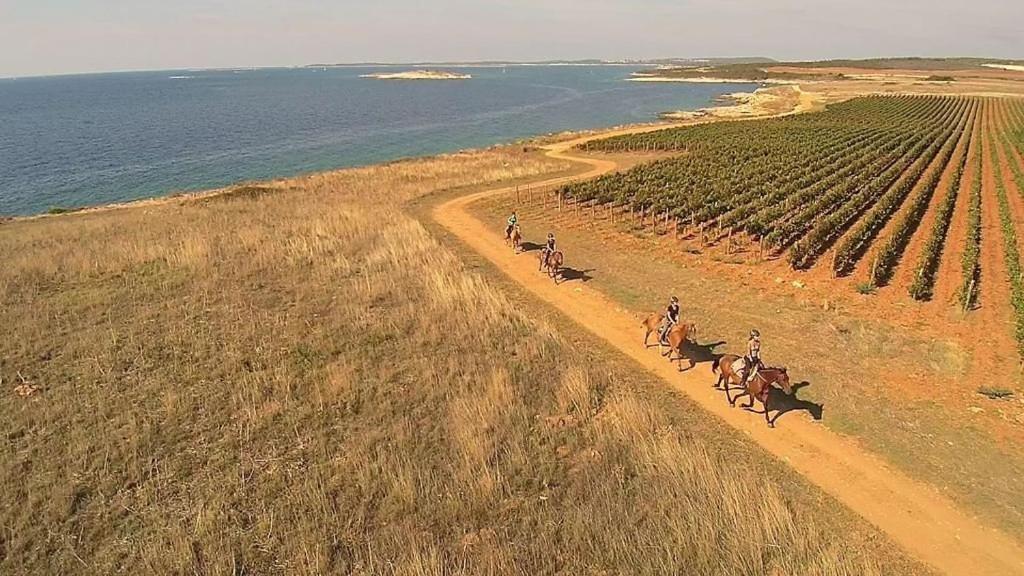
[661,322,697,371]
[713,354,793,427]
[539,250,563,282]
[508,226,522,253]
[641,313,665,347]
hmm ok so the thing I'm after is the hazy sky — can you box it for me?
[1,0,1021,77]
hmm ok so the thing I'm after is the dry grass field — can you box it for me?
[0,148,924,573]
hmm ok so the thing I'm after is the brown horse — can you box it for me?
[661,322,697,371]
[540,250,564,282]
[641,313,665,347]
[713,354,793,427]
[510,227,522,253]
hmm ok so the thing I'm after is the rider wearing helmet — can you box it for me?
[659,296,681,344]
[506,211,518,240]
[742,329,764,385]
[541,232,556,268]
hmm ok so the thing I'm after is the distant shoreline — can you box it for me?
[360,70,472,80]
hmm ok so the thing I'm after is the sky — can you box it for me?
[1,0,1021,77]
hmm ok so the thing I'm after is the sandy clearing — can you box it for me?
[432,123,1024,576]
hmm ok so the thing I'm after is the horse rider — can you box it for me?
[741,329,765,386]
[541,232,556,268]
[659,296,681,344]
[505,211,519,240]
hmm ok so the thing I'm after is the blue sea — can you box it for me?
[0,66,755,216]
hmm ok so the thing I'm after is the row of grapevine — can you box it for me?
[569,96,943,229]
[989,129,1024,357]
[565,95,974,272]
[868,101,976,286]
[957,125,984,310]
[908,107,979,300]
[832,99,973,276]
[1002,100,1024,195]
[787,101,966,269]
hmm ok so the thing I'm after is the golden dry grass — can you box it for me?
[0,148,920,574]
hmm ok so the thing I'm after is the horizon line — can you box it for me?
[3,55,1023,81]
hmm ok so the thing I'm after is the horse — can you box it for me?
[540,250,563,282]
[641,313,665,347]
[509,226,522,253]
[713,354,793,427]
[661,322,697,371]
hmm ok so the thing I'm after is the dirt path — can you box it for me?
[432,126,1024,576]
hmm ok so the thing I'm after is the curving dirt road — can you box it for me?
[432,129,1024,575]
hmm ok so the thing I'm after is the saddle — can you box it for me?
[730,357,748,379]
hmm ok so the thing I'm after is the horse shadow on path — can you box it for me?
[764,381,824,426]
[685,340,726,366]
[520,241,542,253]
[663,339,726,372]
[558,267,595,283]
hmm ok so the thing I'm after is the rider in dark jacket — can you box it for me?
[659,296,680,343]
[541,232,556,268]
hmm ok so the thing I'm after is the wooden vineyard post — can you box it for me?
[870,256,879,287]
[558,191,562,212]
[831,250,838,279]
[516,185,520,205]
[727,229,733,254]
[963,280,975,313]
[759,237,765,261]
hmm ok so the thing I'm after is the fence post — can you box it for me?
[964,280,976,313]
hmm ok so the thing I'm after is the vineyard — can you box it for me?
[556,95,1024,354]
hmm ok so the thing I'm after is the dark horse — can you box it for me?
[539,250,564,282]
[713,353,793,427]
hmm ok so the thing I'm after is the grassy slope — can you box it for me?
[0,148,922,574]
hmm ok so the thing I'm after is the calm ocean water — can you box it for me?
[0,66,755,216]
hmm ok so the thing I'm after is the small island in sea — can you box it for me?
[360,69,472,80]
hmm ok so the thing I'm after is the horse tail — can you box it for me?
[712,356,720,373]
